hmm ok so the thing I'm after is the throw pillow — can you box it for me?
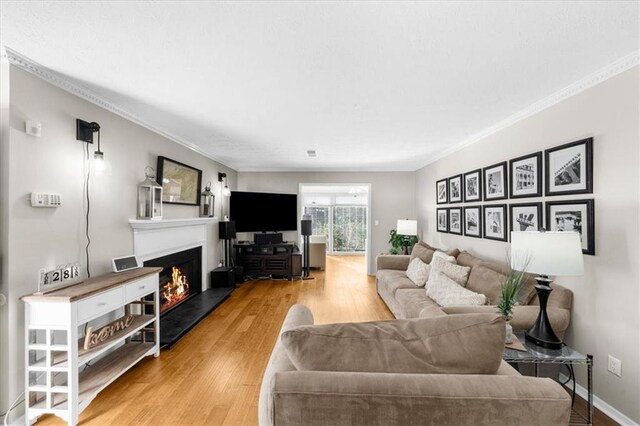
[410,243,435,264]
[426,271,487,307]
[428,256,471,286]
[405,257,430,287]
[281,313,505,374]
[432,250,457,264]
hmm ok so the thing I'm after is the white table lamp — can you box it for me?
[510,231,584,349]
[397,219,418,255]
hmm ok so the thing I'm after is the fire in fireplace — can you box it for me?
[144,246,202,315]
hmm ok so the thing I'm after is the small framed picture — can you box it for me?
[436,179,448,204]
[463,206,482,238]
[510,202,543,233]
[448,175,463,204]
[546,199,595,255]
[436,208,448,232]
[449,207,462,234]
[483,204,508,242]
[545,138,593,196]
[483,162,508,201]
[463,169,482,202]
[509,152,542,198]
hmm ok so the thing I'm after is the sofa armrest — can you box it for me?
[441,305,571,337]
[376,255,410,271]
[271,370,570,426]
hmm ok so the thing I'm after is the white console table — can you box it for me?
[21,267,162,425]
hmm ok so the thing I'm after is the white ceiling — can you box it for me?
[1,2,638,171]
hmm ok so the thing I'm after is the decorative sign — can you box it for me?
[38,262,81,293]
[83,314,135,350]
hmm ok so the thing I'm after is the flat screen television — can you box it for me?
[230,191,298,232]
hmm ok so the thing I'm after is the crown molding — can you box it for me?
[417,50,640,169]
[1,47,235,171]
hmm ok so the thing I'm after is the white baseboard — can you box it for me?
[559,373,639,426]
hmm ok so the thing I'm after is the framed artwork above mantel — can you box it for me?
[157,156,202,206]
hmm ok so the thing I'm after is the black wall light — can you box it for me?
[76,119,103,160]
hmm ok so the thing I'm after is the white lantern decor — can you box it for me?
[200,182,215,217]
[137,166,163,220]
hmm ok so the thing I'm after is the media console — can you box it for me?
[234,243,301,280]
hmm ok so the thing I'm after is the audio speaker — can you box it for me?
[211,266,234,288]
[301,219,312,236]
[219,221,236,239]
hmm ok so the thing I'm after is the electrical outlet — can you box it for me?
[607,355,622,377]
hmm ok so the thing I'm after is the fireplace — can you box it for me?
[144,246,202,315]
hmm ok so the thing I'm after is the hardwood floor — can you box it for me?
[36,255,616,425]
[37,255,392,425]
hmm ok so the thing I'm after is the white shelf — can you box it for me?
[128,217,218,229]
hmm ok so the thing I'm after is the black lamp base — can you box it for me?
[525,276,563,349]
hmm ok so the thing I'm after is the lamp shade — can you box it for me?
[510,231,584,276]
[397,219,417,236]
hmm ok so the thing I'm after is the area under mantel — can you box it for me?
[128,217,219,230]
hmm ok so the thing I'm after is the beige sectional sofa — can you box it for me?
[259,304,571,426]
[376,242,573,335]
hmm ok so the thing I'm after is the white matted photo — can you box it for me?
[483,162,507,201]
[546,199,595,255]
[510,203,542,232]
[449,208,462,234]
[463,169,482,202]
[436,208,448,232]
[483,204,507,241]
[463,206,482,238]
[436,179,448,204]
[545,138,593,196]
[509,152,542,198]
[448,175,462,203]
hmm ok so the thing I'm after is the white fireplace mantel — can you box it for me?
[129,217,218,290]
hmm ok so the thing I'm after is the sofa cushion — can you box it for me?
[428,256,471,287]
[395,288,442,318]
[426,271,487,307]
[456,251,484,268]
[410,244,436,264]
[405,258,430,287]
[418,241,460,259]
[281,313,506,375]
[376,269,416,296]
[466,261,537,305]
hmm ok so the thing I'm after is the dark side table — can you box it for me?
[503,332,593,426]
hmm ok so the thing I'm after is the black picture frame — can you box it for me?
[509,202,543,233]
[483,204,508,242]
[483,161,508,201]
[463,169,482,202]
[509,151,542,198]
[546,199,595,255]
[545,138,593,196]
[448,174,463,204]
[463,205,482,238]
[436,179,448,205]
[156,156,203,206]
[436,208,448,233]
[448,207,462,235]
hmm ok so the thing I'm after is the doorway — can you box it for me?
[299,184,371,272]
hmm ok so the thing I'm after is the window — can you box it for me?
[333,206,367,252]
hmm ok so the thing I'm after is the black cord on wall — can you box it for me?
[84,141,91,278]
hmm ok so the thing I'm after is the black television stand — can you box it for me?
[234,243,300,280]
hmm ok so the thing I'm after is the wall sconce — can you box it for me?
[76,119,103,162]
[218,172,231,197]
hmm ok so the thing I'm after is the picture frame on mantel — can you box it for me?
[157,156,203,206]
[483,161,508,201]
[436,179,448,204]
[545,137,593,196]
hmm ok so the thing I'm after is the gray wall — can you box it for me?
[237,172,416,275]
[416,67,639,422]
[0,66,237,413]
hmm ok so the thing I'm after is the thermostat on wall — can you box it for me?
[112,255,141,273]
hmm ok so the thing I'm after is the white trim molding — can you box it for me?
[1,47,234,170]
[419,50,640,168]
[559,373,639,426]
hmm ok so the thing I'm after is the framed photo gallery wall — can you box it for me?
[434,137,595,254]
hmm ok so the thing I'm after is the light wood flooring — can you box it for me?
[37,255,616,425]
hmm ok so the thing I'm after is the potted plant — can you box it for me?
[388,229,418,255]
[497,257,530,343]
